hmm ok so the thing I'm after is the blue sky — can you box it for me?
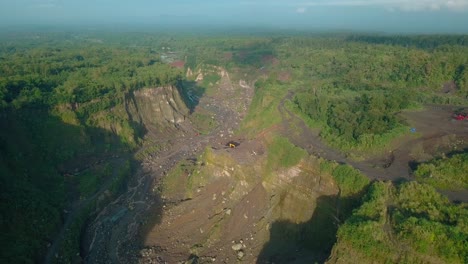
[1,0,467,33]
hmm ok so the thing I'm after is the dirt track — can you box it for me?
[278,91,468,201]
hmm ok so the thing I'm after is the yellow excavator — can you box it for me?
[226,141,240,148]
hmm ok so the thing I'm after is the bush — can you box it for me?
[330,181,468,264]
[415,153,468,190]
[266,136,307,172]
[332,164,370,197]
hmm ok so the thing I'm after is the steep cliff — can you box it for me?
[125,85,189,136]
[84,84,190,148]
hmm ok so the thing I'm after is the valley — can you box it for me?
[0,32,467,264]
[82,66,255,263]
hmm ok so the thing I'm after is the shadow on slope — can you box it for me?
[256,195,338,264]
[0,106,162,264]
[256,190,367,264]
[179,80,206,113]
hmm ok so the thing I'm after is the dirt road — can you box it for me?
[278,91,468,201]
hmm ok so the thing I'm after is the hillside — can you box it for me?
[0,35,186,263]
[328,181,467,264]
[0,32,467,264]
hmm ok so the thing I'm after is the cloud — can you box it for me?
[390,0,468,11]
[242,0,468,11]
[296,7,307,13]
[299,0,468,11]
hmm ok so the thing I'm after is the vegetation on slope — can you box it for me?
[415,152,468,190]
[331,164,370,198]
[285,36,468,152]
[241,78,287,136]
[294,90,411,151]
[329,181,468,264]
[265,136,307,173]
[0,35,182,262]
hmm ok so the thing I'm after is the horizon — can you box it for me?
[1,1,468,34]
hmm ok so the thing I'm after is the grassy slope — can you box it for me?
[328,181,468,264]
[415,153,468,190]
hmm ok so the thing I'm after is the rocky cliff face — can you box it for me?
[125,85,189,135]
[141,143,340,263]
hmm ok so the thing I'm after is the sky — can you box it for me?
[0,0,468,33]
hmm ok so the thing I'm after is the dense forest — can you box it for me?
[1,32,467,263]
[0,33,183,262]
[287,36,468,151]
